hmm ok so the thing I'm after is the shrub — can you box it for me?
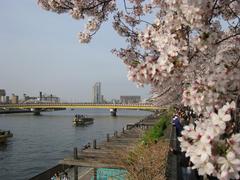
[120,140,169,180]
[142,112,171,144]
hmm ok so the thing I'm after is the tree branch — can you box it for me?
[215,32,240,45]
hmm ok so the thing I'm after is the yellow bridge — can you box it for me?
[0,103,160,110]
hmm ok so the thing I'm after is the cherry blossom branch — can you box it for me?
[208,0,219,24]
[215,31,240,45]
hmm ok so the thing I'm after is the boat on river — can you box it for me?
[73,114,94,126]
[0,130,13,143]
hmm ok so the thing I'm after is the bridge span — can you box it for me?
[0,103,159,110]
[0,103,161,116]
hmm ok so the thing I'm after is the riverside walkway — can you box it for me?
[61,127,145,169]
[61,116,160,180]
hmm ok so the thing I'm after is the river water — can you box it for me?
[0,109,151,180]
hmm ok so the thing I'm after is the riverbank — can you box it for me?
[0,109,32,114]
[30,112,161,180]
[118,110,172,180]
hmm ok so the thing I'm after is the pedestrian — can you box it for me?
[55,172,60,180]
[50,175,56,180]
[87,142,91,148]
[172,113,183,137]
[180,153,192,180]
[62,172,69,180]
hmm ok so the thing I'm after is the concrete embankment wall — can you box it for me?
[29,164,70,180]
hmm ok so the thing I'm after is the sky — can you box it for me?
[0,0,150,102]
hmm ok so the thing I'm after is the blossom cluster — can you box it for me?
[179,102,240,179]
[38,0,116,42]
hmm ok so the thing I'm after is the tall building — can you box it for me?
[93,82,102,103]
[39,91,43,101]
[0,89,6,103]
[5,96,10,104]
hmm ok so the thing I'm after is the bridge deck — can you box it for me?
[0,103,160,110]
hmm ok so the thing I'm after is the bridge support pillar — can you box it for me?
[110,108,117,116]
[32,108,41,116]
[74,166,78,180]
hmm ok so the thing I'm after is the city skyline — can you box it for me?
[0,1,150,102]
[0,87,145,103]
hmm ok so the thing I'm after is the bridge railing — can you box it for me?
[0,103,159,108]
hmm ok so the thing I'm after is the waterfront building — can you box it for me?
[93,82,102,103]
[0,89,6,103]
[5,96,10,104]
[11,94,19,104]
[120,96,141,104]
[41,94,60,103]
[100,95,104,103]
[111,99,120,104]
[23,92,60,103]
[23,94,37,101]
[39,91,43,101]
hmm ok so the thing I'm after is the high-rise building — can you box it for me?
[5,96,10,104]
[93,82,102,103]
[39,91,43,101]
[0,89,6,103]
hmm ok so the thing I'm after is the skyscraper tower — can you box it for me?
[0,89,6,103]
[93,82,102,103]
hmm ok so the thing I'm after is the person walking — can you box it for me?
[62,172,69,180]
[172,113,183,137]
[55,172,60,180]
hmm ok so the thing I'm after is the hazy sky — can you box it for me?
[0,1,150,102]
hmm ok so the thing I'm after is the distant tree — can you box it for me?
[38,1,240,179]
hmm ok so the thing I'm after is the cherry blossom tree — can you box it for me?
[37,0,240,179]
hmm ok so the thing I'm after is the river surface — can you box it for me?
[0,109,151,180]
